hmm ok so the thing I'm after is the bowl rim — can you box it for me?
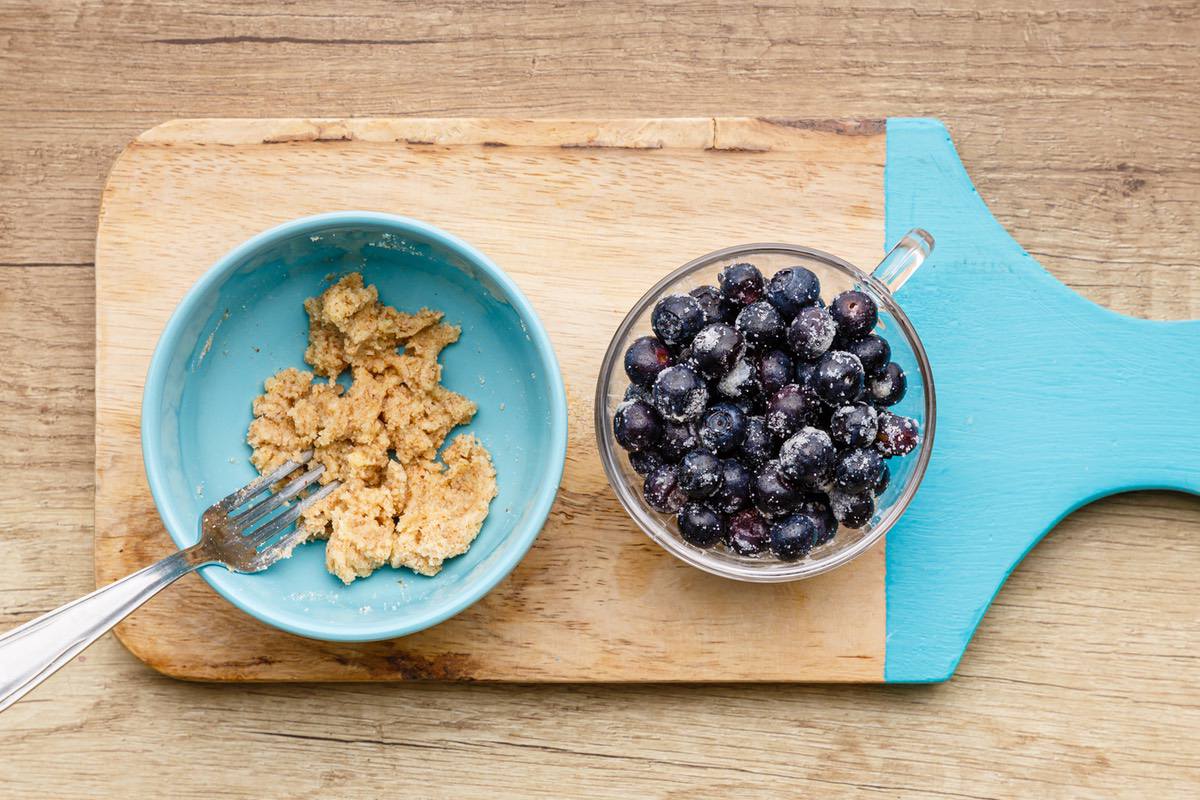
[141,210,568,641]
[594,241,936,582]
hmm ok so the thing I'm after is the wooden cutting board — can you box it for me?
[95,117,1200,683]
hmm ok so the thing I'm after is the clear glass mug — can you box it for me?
[594,230,937,582]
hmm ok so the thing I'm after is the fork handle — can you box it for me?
[0,545,211,712]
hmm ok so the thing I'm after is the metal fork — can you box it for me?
[0,452,340,712]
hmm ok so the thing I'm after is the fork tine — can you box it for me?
[230,463,325,531]
[216,450,314,512]
[244,480,341,548]
[252,526,315,569]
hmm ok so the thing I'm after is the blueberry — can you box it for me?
[717,356,762,401]
[613,399,662,452]
[677,502,725,548]
[689,284,735,324]
[797,494,838,545]
[876,412,920,457]
[678,450,723,499]
[765,383,816,439]
[726,508,770,555]
[735,301,785,350]
[830,290,878,340]
[689,323,742,378]
[629,449,665,476]
[651,293,706,348]
[643,465,686,514]
[794,360,817,392]
[759,349,794,396]
[765,266,820,316]
[718,262,764,306]
[778,427,836,484]
[769,513,819,561]
[845,334,891,378]
[813,350,865,405]
[830,490,874,528]
[623,335,673,387]
[834,447,885,493]
[786,306,837,361]
[873,462,890,497]
[752,460,801,518]
[868,362,907,406]
[624,383,651,403]
[659,420,699,461]
[829,403,879,449]
[697,402,748,455]
[711,459,752,514]
[739,416,775,468]
[651,364,709,422]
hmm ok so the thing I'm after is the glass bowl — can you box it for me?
[594,237,936,582]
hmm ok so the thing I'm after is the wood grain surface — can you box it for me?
[1,1,1197,797]
[95,116,888,683]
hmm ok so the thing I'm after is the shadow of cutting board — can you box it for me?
[95,117,1199,683]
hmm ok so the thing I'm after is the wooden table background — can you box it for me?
[1,1,1197,797]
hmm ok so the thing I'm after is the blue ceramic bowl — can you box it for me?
[142,212,567,641]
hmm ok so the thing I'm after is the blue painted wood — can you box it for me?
[883,118,1200,682]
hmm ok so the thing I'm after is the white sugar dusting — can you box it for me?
[718,359,753,397]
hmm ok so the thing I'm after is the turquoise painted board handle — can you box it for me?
[883,118,1199,682]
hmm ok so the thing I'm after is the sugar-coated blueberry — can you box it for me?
[830,490,874,528]
[689,284,735,324]
[739,415,775,468]
[778,426,836,486]
[613,399,662,452]
[873,461,890,497]
[629,449,665,476]
[829,403,879,449]
[765,266,820,316]
[725,508,770,555]
[735,301,785,350]
[765,383,817,439]
[786,305,837,361]
[876,412,920,457]
[868,362,907,406]
[813,350,865,405]
[717,356,762,400]
[659,420,699,462]
[651,293,706,348]
[624,383,651,403]
[651,364,709,422]
[845,334,891,378]
[834,447,885,493]
[769,513,820,561]
[678,449,724,499]
[759,349,794,396]
[689,323,742,378]
[797,494,838,545]
[751,460,801,518]
[711,458,752,514]
[643,464,686,514]
[718,262,765,306]
[623,335,673,387]
[830,290,878,340]
[697,402,748,455]
[677,502,725,548]
[794,360,817,392]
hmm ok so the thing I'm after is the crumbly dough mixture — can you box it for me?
[247,273,497,583]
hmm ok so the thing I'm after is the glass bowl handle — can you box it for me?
[871,228,934,294]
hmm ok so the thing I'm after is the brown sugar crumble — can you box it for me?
[246,273,497,584]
